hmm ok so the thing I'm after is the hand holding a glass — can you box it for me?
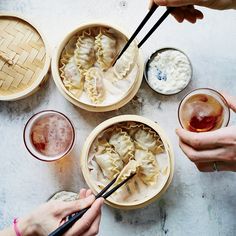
[177,93,236,172]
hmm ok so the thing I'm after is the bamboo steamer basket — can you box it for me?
[80,115,174,210]
[51,22,144,112]
[0,13,50,101]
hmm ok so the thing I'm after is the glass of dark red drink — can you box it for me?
[178,88,230,132]
[24,110,75,161]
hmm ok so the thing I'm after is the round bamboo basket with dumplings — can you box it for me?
[0,13,50,101]
[51,22,144,112]
[80,115,174,210]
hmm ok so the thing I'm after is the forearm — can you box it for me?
[213,0,236,10]
[154,0,236,10]
[230,0,236,9]
[0,228,15,236]
[0,217,37,236]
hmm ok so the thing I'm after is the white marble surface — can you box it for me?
[0,0,236,235]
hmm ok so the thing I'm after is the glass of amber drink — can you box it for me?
[24,110,75,161]
[178,88,230,132]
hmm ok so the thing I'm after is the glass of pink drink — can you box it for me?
[24,110,75,161]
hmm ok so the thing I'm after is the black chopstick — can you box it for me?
[112,6,174,66]
[138,7,174,48]
[102,173,135,199]
[95,175,117,199]
[112,4,158,66]
[48,173,135,236]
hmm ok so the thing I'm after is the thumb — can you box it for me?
[175,127,189,135]
[59,195,95,218]
[154,0,196,7]
[148,0,156,10]
[221,93,236,112]
[148,0,155,9]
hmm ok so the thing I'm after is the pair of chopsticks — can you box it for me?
[113,5,174,65]
[48,173,135,236]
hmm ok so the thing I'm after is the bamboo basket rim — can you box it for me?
[51,22,144,112]
[80,115,175,209]
[0,13,51,101]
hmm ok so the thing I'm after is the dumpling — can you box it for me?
[115,160,139,185]
[113,42,138,80]
[95,145,123,180]
[134,149,159,185]
[111,160,139,200]
[74,29,96,70]
[64,58,82,86]
[134,127,164,154]
[95,28,117,71]
[63,57,84,97]
[84,67,106,104]
[109,128,135,163]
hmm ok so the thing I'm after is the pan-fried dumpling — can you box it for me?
[95,28,117,71]
[134,127,164,154]
[109,128,135,163]
[84,67,106,104]
[134,149,159,185]
[95,146,123,180]
[75,30,96,70]
[113,42,138,80]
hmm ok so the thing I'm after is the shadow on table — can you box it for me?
[47,148,86,197]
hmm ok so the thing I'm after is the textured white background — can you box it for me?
[0,0,236,235]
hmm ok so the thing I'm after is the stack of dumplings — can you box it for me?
[59,26,139,106]
[88,122,170,204]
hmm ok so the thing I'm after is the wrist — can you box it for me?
[223,0,236,10]
[231,0,236,9]
[198,0,236,10]
[17,217,38,236]
[216,0,236,10]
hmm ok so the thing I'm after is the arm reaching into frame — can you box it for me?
[0,189,103,236]
[150,0,236,23]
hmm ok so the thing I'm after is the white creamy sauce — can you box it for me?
[147,49,192,95]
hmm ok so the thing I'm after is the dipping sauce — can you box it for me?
[146,48,192,95]
[24,111,75,161]
[178,88,230,133]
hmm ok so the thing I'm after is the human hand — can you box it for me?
[18,189,103,236]
[176,94,236,172]
[150,0,236,23]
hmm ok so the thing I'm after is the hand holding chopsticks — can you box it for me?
[113,5,174,66]
[48,173,135,236]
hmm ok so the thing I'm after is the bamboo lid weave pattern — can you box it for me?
[0,14,50,100]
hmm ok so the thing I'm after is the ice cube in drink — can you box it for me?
[178,89,230,133]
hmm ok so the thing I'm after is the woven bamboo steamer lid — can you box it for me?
[51,22,144,112]
[80,115,174,210]
[0,13,50,101]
